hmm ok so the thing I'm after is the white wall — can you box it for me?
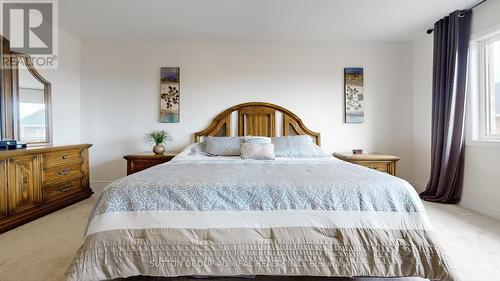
[80,41,414,189]
[38,28,82,145]
[411,0,500,219]
[411,34,433,192]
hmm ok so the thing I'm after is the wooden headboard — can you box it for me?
[194,102,321,145]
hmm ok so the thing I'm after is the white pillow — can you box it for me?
[204,136,244,156]
[240,143,275,160]
[272,135,327,157]
[244,136,272,144]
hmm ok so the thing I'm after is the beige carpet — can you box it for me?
[1,197,500,281]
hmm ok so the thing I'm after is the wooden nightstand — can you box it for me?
[333,152,400,176]
[123,152,178,175]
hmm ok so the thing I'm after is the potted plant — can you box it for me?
[145,130,173,155]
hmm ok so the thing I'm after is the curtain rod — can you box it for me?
[426,0,487,34]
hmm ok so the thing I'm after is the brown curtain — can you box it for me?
[420,10,472,203]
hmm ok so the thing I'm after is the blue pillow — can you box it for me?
[204,136,244,156]
[272,135,326,157]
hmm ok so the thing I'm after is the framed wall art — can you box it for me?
[344,67,364,123]
[160,67,180,123]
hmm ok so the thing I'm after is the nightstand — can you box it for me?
[123,152,178,175]
[333,152,400,176]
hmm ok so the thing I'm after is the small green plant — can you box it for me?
[145,130,173,145]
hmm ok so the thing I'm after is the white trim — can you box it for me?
[86,210,431,237]
[467,139,500,148]
[468,29,500,144]
[467,41,479,145]
[460,198,500,221]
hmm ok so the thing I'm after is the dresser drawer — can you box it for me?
[43,179,83,201]
[128,159,168,174]
[356,161,390,173]
[43,149,82,168]
[124,152,177,175]
[43,163,83,185]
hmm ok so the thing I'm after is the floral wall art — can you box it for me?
[160,67,180,123]
[344,67,364,123]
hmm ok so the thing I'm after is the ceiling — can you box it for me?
[59,0,478,42]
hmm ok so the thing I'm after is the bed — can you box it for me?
[67,102,455,281]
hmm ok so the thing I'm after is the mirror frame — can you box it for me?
[0,35,53,146]
[0,35,13,139]
[11,53,53,146]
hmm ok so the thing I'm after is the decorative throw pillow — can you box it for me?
[272,135,327,157]
[204,136,244,156]
[188,142,213,156]
[244,136,272,144]
[240,143,275,160]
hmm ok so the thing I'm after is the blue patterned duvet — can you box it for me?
[68,150,455,281]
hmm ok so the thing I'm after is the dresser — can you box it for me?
[333,152,400,176]
[0,144,93,233]
[123,152,177,175]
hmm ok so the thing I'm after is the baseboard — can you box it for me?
[460,198,500,221]
[409,182,500,220]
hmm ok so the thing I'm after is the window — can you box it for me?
[470,32,500,142]
[17,62,48,143]
[19,88,47,143]
[486,39,500,135]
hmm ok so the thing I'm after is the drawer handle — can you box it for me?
[62,155,69,160]
[56,168,72,176]
[368,166,379,170]
[58,184,73,192]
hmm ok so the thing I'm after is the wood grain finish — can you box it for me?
[0,144,93,233]
[7,155,42,214]
[238,106,275,137]
[43,149,82,168]
[1,36,14,140]
[43,178,83,201]
[43,163,83,186]
[124,152,178,175]
[361,161,390,173]
[194,102,320,145]
[194,114,231,139]
[333,152,400,176]
[0,161,7,217]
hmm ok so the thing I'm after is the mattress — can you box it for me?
[66,145,455,281]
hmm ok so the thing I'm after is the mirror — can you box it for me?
[18,62,47,143]
[12,55,52,145]
[1,36,52,146]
